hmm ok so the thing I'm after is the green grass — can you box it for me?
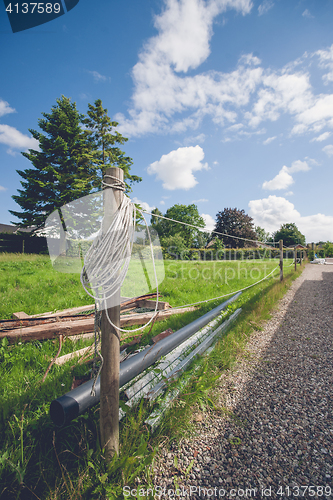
[0,253,93,320]
[0,253,303,499]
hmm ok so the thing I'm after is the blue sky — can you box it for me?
[1,0,333,243]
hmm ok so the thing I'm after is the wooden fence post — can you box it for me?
[279,240,283,281]
[294,246,297,271]
[100,166,123,460]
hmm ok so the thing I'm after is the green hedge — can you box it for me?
[162,246,296,260]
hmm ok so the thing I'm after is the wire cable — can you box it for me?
[80,191,293,335]
[141,209,279,247]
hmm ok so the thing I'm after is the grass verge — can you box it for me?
[0,254,305,499]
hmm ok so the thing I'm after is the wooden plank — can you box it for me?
[1,306,196,343]
[151,328,174,344]
[135,299,170,310]
[11,295,167,320]
[54,343,98,366]
[1,314,94,332]
[14,304,95,319]
[55,333,143,367]
[120,307,196,327]
[13,297,131,319]
[1,317,95,342]
[12,312,30,320]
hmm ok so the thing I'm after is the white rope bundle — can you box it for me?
[80,194,135,304]
[80,192,160,334]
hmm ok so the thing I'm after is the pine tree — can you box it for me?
[83,99,141,192]
[10,96,95,229]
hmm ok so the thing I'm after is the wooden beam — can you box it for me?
[12,297,131,319]
[100,166,122,460]
[54,343,98,366]
[11,294,167,320]
[12,311,30,320]
[279,239,283,281]
[1,307,196,343]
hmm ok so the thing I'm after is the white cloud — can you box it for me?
[311,132,331,142]
[160,200,165,205]
[227,123,244,132]
[0,99,15,117]
[262,160,310,190]
[192,198,208,203]
[88,70,109,82]
[248,195,333,241]
[246,71,313,129]
[315,44,333,84]
[183,133,206,145]
[322,144,333,157]
[132,197,155,213]
[115,2,333,141]
[0,124,39,151]
[262,166,294,190]
[0,185,7,191]
[151,0,253,74]
[288,159,310,173]
[147,145,208,190]
[263,136,276,145]
[294,94,333,132]
[116,0,258,136]
[258,0,274,16]
[285,191,293,196]
[201,213,215,232]
[302,9,313,19]
[238,53,261,66]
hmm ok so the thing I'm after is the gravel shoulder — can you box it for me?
[152,264,333,499]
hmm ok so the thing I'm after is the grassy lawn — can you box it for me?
[0,252,301,499]
[1,253,283,319]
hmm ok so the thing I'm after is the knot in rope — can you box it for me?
[101,174,126,191]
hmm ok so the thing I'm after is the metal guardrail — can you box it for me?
[50,292,242,426]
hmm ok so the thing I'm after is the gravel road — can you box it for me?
[151,264,333,499]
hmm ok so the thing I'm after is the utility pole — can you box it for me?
[100,166,123,460]
[279,240,283,281]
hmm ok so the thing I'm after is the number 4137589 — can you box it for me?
[6,3,61,14]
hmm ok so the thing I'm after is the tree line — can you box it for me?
[11,96,307,254]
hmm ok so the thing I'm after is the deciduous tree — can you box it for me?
[151,204,206,248]
[255,226,270,243]
[214,208,257,248]
[273,223,305,247]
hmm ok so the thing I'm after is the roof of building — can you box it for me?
[0,223,35,234]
